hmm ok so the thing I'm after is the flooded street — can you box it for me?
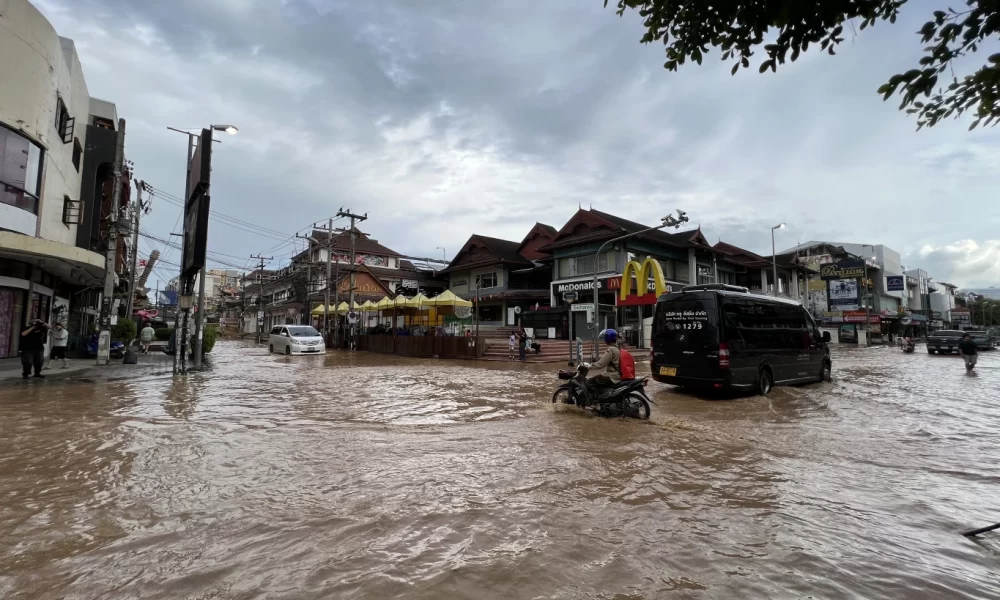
[1,342,999,599]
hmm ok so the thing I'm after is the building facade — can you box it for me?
[1,0,124,358]
[441,223,556,328]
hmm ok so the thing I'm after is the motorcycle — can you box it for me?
[552,363,654,420]
[902,339,915,354]
[86,336,126,359]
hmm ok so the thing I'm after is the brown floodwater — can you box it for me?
[1,341,999,599]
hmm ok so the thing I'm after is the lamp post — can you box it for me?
[590,210,690,360]
[436,247,446,262]
[167,124,238,372]
[771,223,785,297]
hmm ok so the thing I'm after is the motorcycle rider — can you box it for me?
[588,329,621,393]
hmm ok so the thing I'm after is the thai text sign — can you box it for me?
[820,260,865,281]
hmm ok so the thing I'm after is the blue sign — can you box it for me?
[886,276,904,292]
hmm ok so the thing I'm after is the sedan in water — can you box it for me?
[268,325,327,355]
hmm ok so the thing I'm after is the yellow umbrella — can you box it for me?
[404,293,430,309]
[310,304,333,315]
[376,296,393,310]
[425,289,473,307]
[360,300,377,311]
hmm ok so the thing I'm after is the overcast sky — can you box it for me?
[35,0,1000,289]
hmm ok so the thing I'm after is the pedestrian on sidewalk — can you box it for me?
[508,332,516,360]
[19,319,48,379]
[959,333,978,372]
[47,322,69,369]
[516,325,527,361]
[139,322,156,354]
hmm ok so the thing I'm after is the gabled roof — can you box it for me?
[538,208,708,252]
[311,227,401,257]
[441,234,534,274]
[517,223,558,261]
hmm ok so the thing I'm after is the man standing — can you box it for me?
[139,322,156,354]
[19,319,49,379]
[48,322,69,369]
[959,333,978,372]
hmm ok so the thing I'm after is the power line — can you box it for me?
[144,185,291,240]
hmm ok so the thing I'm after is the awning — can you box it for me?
[0,231,105,287]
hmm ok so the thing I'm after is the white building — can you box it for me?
[0,0,123,359]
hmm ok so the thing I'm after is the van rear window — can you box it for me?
[654,296,719,344]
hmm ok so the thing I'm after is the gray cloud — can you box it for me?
[34,0,1000,287]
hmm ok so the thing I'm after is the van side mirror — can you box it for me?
[822,331,831,342]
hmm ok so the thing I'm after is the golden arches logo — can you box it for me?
[619,258,668,301]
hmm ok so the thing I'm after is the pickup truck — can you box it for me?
[927,330,965,355]
[968,330,996,351]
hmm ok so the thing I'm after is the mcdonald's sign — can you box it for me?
[619,257,669,305]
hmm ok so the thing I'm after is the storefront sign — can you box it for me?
[886,275,904,292]
[952,309,972,325]
[820,260,865,280]
[843,310,880,324]
[620,258,668,301]
[571,303,593,312]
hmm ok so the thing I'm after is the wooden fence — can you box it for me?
[356,335,486,359]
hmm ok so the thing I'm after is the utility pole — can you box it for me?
[250,255,271,344]
[98,119,126,366]
[125,180,147,322]
[337,208,368,350]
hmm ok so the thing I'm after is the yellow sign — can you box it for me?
[620,257,668,302]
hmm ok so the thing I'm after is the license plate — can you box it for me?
[659,366,677,377]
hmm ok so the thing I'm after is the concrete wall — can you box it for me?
[0,0,90,246]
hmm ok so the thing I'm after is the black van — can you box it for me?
[650,284,832,395]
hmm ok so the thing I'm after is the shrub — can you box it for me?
[112,319,137,345]
[202,325,217,355]
[155,328,172,341]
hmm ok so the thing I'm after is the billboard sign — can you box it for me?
[886,275,905,292]
[828,278,859,311]
[182,129,213,279]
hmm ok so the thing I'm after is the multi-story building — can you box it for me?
[537,209,736,342]
[1,0,126,358]
[441,223,557,328]
[929,282,959,327]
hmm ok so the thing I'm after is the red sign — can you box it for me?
[843,310,880,324]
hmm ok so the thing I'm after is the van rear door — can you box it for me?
[653,293,722,381]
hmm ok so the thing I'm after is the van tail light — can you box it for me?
[719,343,731,369]
[649,348,654,362]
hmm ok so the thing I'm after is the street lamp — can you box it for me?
[771,223,785,297]
[167,123,238,373]
[436,247,446,262]
[590,209,690,360]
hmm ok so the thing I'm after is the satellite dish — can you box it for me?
[514,306,522,314]
[455,306,472,319]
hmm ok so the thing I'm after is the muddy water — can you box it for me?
[1,342,998,599]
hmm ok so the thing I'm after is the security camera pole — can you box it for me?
[590,209,689,361]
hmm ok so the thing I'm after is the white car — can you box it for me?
[268,325,326,355]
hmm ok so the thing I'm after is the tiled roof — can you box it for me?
[311,227,402,257]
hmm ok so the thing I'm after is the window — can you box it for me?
[675,260,690,283]
[93,117,114,130]
[557,251,614,278]
[0,125,43,215]
[62,195,82,225]
[55,96,74,144]
[72,138,82,171]
[475,272,498,289]
[718,271,735,285]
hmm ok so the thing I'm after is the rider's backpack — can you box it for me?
[619,348,636,380]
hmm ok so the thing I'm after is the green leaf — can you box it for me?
[731,62,740,75]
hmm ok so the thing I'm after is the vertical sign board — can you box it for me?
[182,128,212,280]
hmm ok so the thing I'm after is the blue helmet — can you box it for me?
[603,329,618,344]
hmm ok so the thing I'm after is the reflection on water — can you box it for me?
[1,342,999,599]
